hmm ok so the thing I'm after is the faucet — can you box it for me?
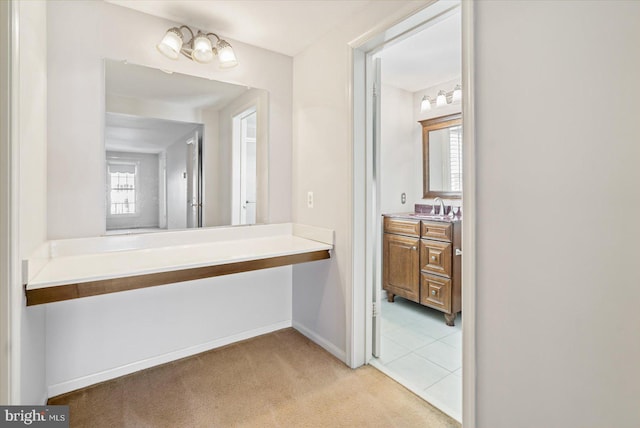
[433,197,447,216]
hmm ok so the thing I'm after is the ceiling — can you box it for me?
[105,113,201,154]
[106,60,249,110]
[377,9,461,93]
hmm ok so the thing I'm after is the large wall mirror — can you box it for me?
[104,60,269,234]
[420,113,462,199]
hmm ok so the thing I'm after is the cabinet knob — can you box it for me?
[431,255,436,261]
[431,290,437,296]
[412,246,417,251]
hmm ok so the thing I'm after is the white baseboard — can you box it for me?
[47,320,292,398]
[292,321,346,363]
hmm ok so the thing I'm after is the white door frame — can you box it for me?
[350,1,476,426]
[0,0,20,404]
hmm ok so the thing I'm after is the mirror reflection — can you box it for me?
[421,113,462,198]
[104,60,269,234]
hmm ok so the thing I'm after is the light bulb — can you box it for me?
[216,40,238,68]
[420,96,432,112]
[156,28,183,60]
[436,90,447,107]
[452,84,462,103]
[192,33,214,63]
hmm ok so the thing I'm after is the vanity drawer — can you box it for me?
[384,217,420,237]
[420,273,451,312]
[421,221,452,242]
[420,239,452,277]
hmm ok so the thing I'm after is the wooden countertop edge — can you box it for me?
[25,249,331,306]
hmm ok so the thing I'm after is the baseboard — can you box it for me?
[47,320,292,398]
[292,321,346,363]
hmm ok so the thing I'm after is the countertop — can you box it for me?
[24,223,333,305]
[383,212,462,223]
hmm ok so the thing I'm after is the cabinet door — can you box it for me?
[383,233,420,302]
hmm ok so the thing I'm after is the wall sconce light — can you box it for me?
[157,25,238,68]
[420,84,462,112]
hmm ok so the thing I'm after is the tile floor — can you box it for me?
[370,295,462,422]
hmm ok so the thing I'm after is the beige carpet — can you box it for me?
[49,328,461,427]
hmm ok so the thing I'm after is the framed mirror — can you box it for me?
[420,113,462,199]
[104,60,269,234]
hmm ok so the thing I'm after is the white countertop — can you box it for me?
[25,223,333,291]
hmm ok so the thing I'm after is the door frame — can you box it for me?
[186,130,203,228]
[0,0,20,404]
[349,0,476,426]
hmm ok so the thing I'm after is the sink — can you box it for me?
[407,213,450,221]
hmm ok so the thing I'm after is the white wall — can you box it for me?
[380,84,417,213]
[201,105,220,226]
[475,1,640,426]
[165,136,188,230]
[46,267,292,396]
[291,1,431,362]
[17,0,47,405]
[47,0,292,239]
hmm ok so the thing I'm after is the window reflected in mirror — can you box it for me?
[428,124,462,192]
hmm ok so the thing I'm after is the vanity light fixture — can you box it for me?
[419,84,462,112]
[157,25,238,68]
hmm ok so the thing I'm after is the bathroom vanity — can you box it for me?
[383,212,461,326]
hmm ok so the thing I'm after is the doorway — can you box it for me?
[232,106,258,225]
[351,0,474,424]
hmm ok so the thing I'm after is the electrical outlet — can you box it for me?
[307,191,314,208]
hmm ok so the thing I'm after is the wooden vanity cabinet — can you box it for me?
[383,216,461,326]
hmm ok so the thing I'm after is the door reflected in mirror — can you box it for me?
[104,60,269,234]
[421,113,462,199]
[232,107,257,225]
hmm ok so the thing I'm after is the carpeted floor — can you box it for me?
[49,328,461,427]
